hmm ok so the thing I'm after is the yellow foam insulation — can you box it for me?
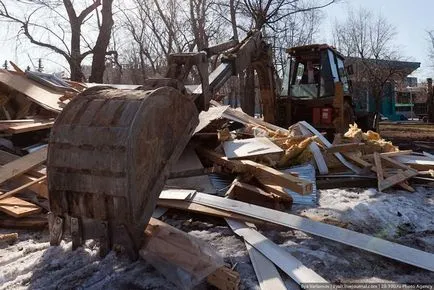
[344,123,398,153]
[278,136,314,167]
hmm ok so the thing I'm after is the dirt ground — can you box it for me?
[379,122,434,152]
[1,185,433,290]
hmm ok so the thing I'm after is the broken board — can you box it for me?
[159,190,434,272]
[222,137,283,160]
[0,69,67,112]
[0,196,41,217]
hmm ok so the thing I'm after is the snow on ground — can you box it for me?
[0,186,433,289]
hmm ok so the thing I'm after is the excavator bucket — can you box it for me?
[47,86,198,258]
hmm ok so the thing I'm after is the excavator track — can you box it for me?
[47,86,198,258]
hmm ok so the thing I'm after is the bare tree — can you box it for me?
[0,0,115,82]
[333,7,409,127]
[428,30,434,69]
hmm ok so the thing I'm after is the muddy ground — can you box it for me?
[1,185,433,290]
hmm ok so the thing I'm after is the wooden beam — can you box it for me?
[0,147,47,186]
[379,169,418,192]
[343,153,414,192]
[159,191,434,271]
[373,153,384,191]
[226,219,327,284]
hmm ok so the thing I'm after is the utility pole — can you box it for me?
[37,58,44,72]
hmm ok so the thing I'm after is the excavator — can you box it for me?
[46,30,361,258]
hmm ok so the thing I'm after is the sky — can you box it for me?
[0,0,433,80]
[320,0,434,80]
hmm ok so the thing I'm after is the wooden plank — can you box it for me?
[0,196,41,217]
[298,124,328,174]
[379,169,418,192]
[373,153,384,191]
[0,69,66,112]
[299,121,361,174]
[142,217,223,278]
[159,191,434,272]
[381,155,416,171]
[222,137,283,160]
[0,147,47,186]
[0,175,46,200]
[197,148,312,194]
[5,121,54,134]
[325,143,365,153]
[226,180,292,210]
[242,159,312,195]
[343,153,414,192]
[245,242,287,290]
[226,219,327,284]
[0,214,47,229]
[207,266,240,290]
[363,150,413,159]
[394,155,434,171]
[157,199,265,225]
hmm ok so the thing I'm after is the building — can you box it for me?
[346,57,421,120]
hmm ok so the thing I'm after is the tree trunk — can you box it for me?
[229,0,238,41]
[89,0,114,83]
[70,23,84,81]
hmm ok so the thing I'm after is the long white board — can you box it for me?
[159,190,434,272]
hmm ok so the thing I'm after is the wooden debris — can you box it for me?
[0,196,41,218]
[0,175,46,200]
[244,242,286,290]
[226,219,327,284]
[222,137,283,160]
[159,190,434,272]
[0,69,67,112]
[0,214,47,229]
[141,217,223,287]
[157,198,265,225]
[325,142,365,153]
[0,147,47,186]
[0,232,18,243]
[197,148,313,194]
[1,120,54,134]
[226,179,292,210]
[207,266,240,290]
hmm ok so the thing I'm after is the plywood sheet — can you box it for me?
[0,196,41,217]
[0,69,67,112]
[223,137,283,159]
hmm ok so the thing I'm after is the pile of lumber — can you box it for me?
[151,104,434,287]
[0,66,84,156]
[0,147,48,229]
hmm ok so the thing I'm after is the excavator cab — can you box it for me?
[279,44,354,132]
[282,44,350,98]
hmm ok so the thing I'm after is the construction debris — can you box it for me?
[0,69,433,288]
